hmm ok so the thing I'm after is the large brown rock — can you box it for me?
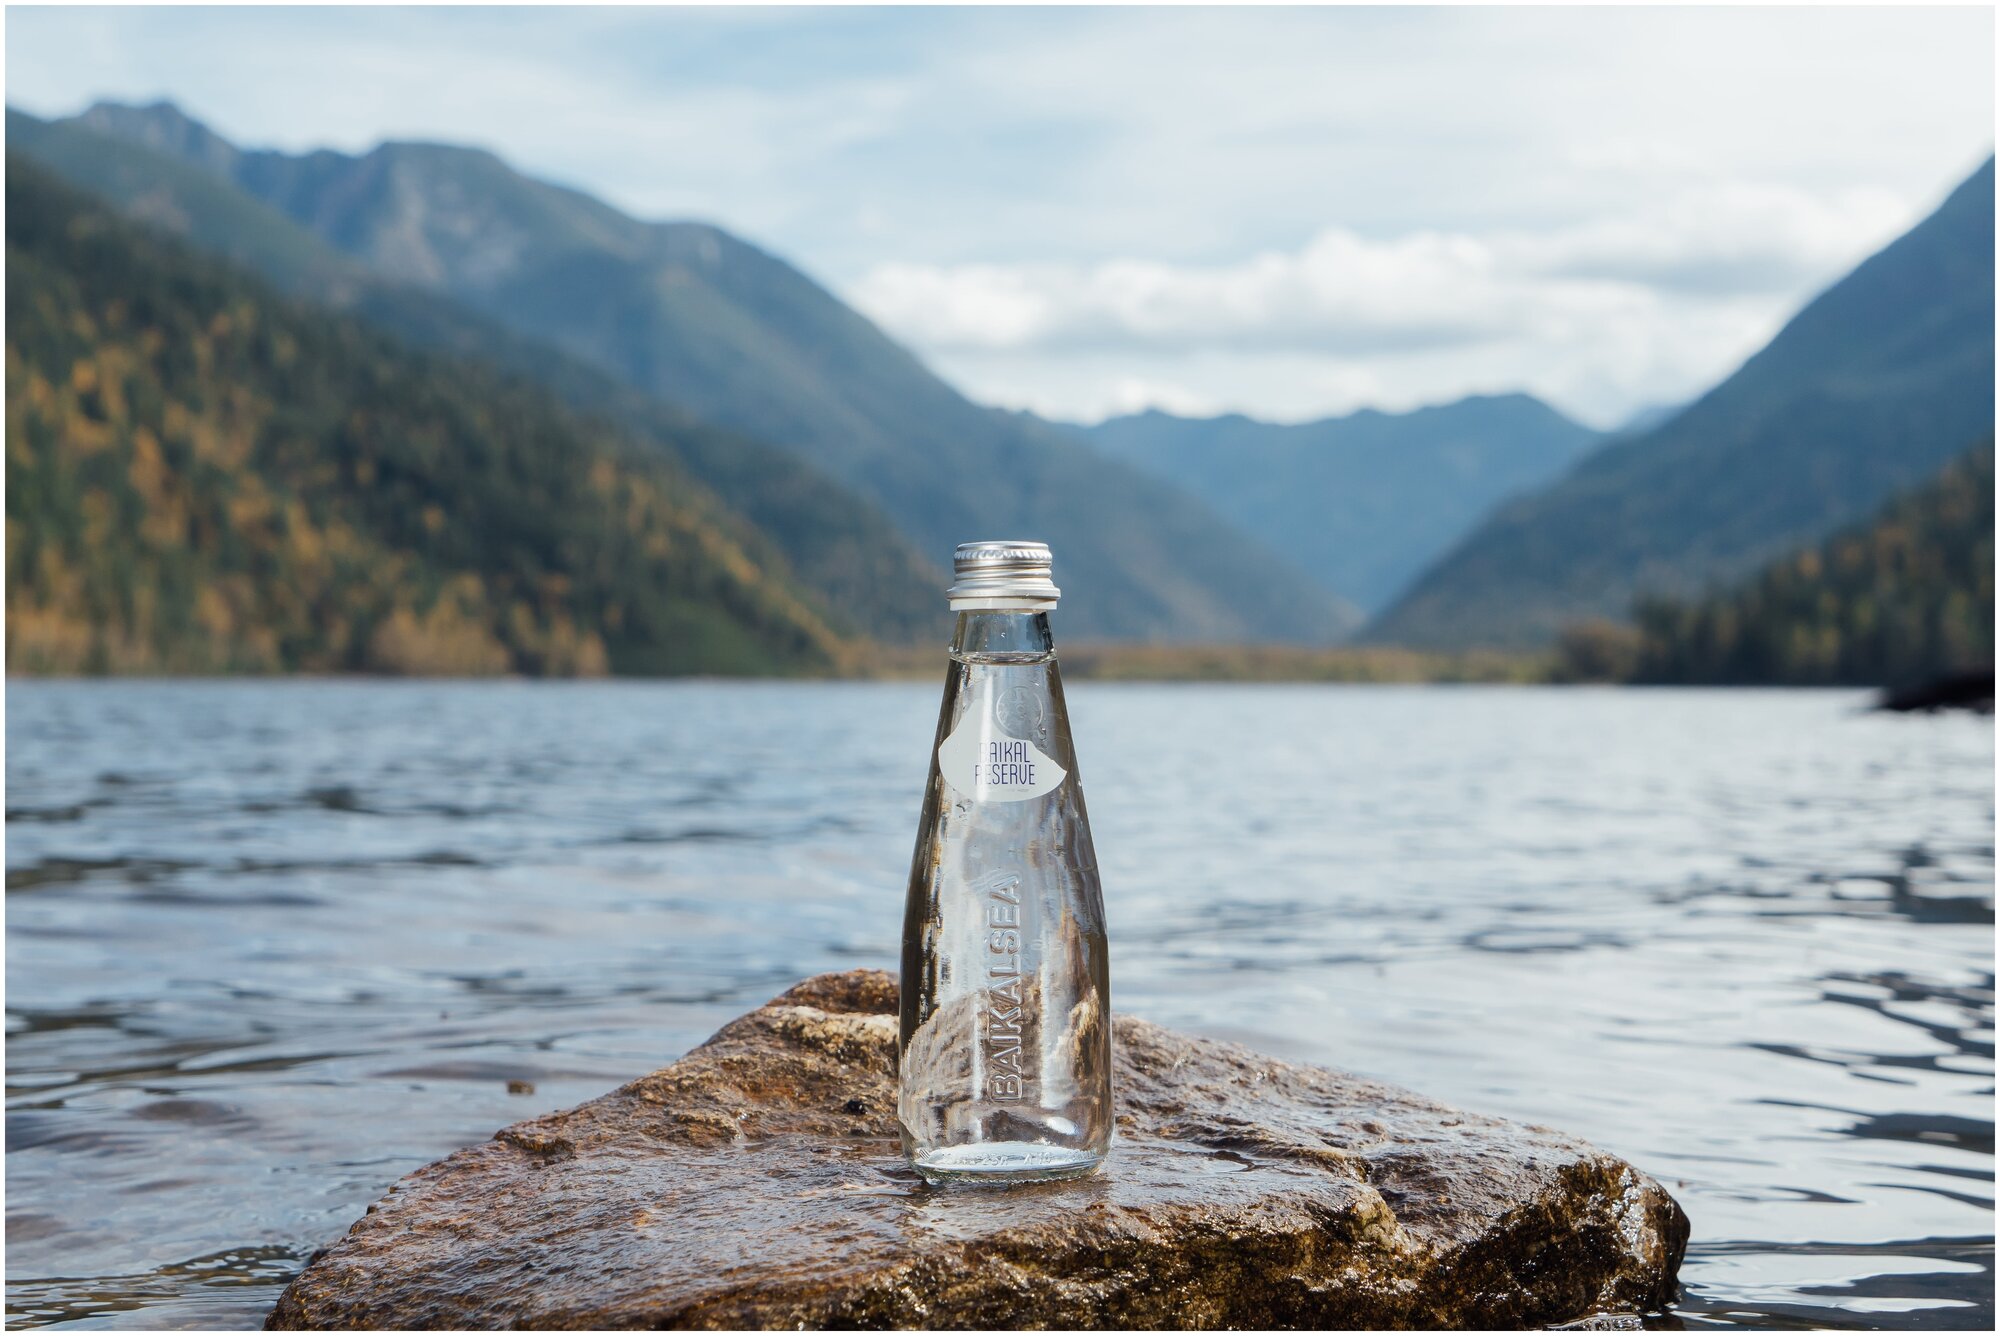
[268,970,1687,1329]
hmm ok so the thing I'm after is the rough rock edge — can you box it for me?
[269,970,1687,1330]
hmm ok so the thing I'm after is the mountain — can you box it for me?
[43,100,1357,643]
[6,156,847,676]
[1630,441,1993,686]
[6,106,943,643]
[1077,394,1600,613]
[1371,156,1997,648]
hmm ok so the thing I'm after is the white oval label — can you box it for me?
[937,703,1068,803]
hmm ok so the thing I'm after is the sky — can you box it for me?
[6,4,1993,428]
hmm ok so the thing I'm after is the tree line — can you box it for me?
[1554,440,1993,687]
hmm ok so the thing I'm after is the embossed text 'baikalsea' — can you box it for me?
[898,541,1113,1184]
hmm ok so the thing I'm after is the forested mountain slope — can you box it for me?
[7,159,847,676]
[8,106,944,642]
[1630,442,1993,686]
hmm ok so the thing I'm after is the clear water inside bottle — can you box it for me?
[898,610,1113,1185]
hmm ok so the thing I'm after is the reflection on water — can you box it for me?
[5,681,1992,1329]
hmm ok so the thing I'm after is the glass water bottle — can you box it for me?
[898,540,1113,1184]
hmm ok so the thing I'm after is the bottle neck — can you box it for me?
[950,610,1055,664]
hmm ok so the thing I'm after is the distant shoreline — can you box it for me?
[15,644,1969,690]
[3,643,1557,686]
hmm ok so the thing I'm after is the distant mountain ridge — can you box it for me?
[1077,393,1601,613]
[43,100,1357,643]
[1371,155,1997,648]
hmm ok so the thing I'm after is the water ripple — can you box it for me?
[5,681,1991,1328]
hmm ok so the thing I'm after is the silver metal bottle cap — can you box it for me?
[947,540,1060,611]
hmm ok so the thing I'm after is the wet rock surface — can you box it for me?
[267,970,1688,1329]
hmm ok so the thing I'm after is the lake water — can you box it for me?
[5,680,1992,1329]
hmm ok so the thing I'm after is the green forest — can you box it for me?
[1608,442,1994,687]
[5,158,850,677]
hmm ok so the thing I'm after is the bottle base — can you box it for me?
[911,1141,1103,1186]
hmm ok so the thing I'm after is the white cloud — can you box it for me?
[1517,182,1916,294]
[850,179,1928,423]
[1102,377,1226,420]
[917,311,1780,432]
[857,230,1514,356]
[855,181,1914,355]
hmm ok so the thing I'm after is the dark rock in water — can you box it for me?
[1877,668,1995,714]
[266,971,1688,1330]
